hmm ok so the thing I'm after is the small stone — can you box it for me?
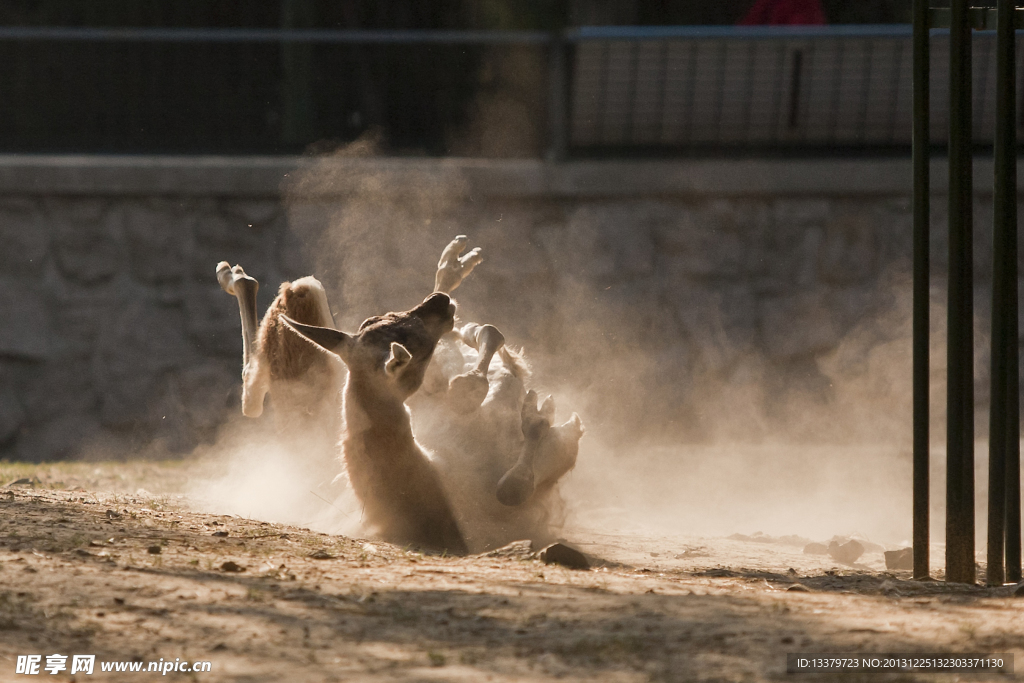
[884,547,914,571]
[211,531,229,538]
[482,540,533,560]
[787,584,810,592]
[220,561,245,573]
[803,542,828,555]
[147,545,162,555]
[537,543,589,570]
[828,540,864,565]
[105,510,121,519]
[308,549,335,560]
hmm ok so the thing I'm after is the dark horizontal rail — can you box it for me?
[4,25,1017,45]
[929,6,1024,30]
[1,25,1020,155]
[0,26,553,44]
[568,25,916,40]
[569,25,1024,40]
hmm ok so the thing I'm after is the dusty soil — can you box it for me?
[0,461,1022,683]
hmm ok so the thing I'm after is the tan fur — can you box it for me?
[412,338,584,554]
[288,293,469,555]
[219,237,583,555]
[260,280,333,382]
[343,376,465,552]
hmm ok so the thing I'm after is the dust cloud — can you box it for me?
[189,138,1005,556]
[188,415,362,539]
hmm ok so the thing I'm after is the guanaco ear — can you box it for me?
[385,342,412,377]
[540,395,556,422]
[282,316,352,361]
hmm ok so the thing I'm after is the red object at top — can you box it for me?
[737,0,827,25]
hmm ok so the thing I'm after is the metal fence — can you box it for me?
[0,28,545,155]
[2,25,1022,156]
[568,25,1024,151]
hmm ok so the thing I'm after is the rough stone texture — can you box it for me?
[0,156,1015,460]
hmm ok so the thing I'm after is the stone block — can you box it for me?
[21,358,98,424]
[93,302,193,429]
[50,285,130,359]
[222,199,282,228]
[0,199,47,276]
[883,547,914,570]
[540,202,658,283]
[828,539,864,565]
[653,201,766,279]
[818,214,878,285]
[178,364,237,433]
[184,279,248,357]
[122,199,190,285]
[191,202,269,282]
[14,412,99,462]
[48,199,121,285]
[0,276,52,360]
[272,228,313,281]
[773,199,831,228]
[825,286,880,339]
[664,280,760,364]
[0,371,25,446]
[760,223,823,292]
[759,292,839,361]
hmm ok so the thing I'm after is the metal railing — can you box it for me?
[568,25,1024,151]
[0,27,548,155]
[911,0,1023,588]
[3,25,1023,155]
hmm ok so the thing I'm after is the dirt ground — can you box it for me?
[0,461,1022,683]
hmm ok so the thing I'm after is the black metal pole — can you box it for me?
[1002,15,1022,588]
[987,0,1016,587]
[1008,311,1022,584]
[912,0,931,581]
[946,0,976,585]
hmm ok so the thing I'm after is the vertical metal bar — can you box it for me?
[855,38,874,144]
[624,39,639,145]
[741,38,756,144]
[947,0,976,585]
[655,39,669,144]
[769,41,786,142]
[987,0,1016,588]
[1008,302,1022,584]
[788,48,804,130]
[597,40,610,145]
[827,38,845,144]
[683,40,699,143]
[712,38,727,143]
[912,0,931,581]
[1002,8,1021,587]
[546,31,568,161]
[887,37,906,145]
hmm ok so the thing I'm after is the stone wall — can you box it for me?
[0,155,1015,461]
